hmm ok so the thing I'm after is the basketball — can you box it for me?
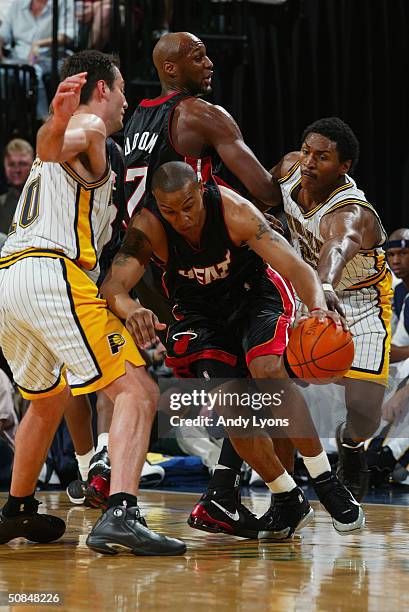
[286,316,354,381]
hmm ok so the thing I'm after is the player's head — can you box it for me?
[385,228,409,281]
[60,50,127,132]
[153,32,213,95]
[3,138,34,189]
[152,161,205,235]
[300,117,360,193]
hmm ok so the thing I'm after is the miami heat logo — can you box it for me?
[172,331,198,355]
[107,333,126,355]
[178,250,231,285]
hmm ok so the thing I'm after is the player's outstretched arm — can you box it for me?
[37,72,106,163]
[318,206,363,314]
[100,209,168,347]
[185,99,281,210]
[221,187,328,314]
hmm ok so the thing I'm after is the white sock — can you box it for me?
[75,448,95,481]
[301,450,331,479]
[96,432,109,453]
[267,471,297,494]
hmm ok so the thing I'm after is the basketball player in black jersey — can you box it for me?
[124,31,281,217]
[123,31,287,535]
[101,161,364,539]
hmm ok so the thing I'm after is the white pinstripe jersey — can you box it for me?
[2,157,115,281]
[280,162,387,290]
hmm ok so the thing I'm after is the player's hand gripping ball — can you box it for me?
[286,316,354,382]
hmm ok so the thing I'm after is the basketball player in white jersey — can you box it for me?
[365,229,409,485]
[270,117,392,500]
[0,50,185,556]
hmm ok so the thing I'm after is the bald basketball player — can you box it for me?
[123,31,288,536]
[124,31,281,217]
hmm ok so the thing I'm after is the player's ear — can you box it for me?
[163,61,177,78]
[340,159,352,176]
[96,79,108,99]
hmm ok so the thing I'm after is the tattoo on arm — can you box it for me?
[252,217,279,242]
[114,227,152,266]
[255,220,270,240]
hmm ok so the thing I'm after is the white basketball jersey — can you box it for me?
[2,157,115,281]
[280,162,387,290]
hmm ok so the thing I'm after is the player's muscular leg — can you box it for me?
[248,354,322,458]
[96,390,114,434]
[11,385,72,497]
[228,435,286,482]
[103,362,158,495]
[64,394,94,455]
[344,379,385,440]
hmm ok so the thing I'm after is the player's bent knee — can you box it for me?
[104,363,159,417]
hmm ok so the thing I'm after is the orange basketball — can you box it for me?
[286,316,354,382]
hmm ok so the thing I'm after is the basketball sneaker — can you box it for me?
[0,501,66,544]
[258,487,314,539]
[88,446,111,480]
[336,423,371,501]
[188,486,269,539]
[366,437,397,487]
[311,471,365,534]
[140,460,165,488]
[86,504,186,556]
[84,474,110,510]
[66,475,87,505]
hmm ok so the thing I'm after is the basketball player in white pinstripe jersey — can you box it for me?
[0,50,185,556]
[270,117,392,501]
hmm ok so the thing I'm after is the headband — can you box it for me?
[385,239,409,251]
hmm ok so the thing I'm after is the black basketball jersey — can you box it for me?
[154,184,266,313]
[124,92,218,219]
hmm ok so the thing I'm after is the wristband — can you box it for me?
[310,307,324,312]
[322,283,334,292]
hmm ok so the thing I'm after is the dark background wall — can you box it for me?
[160,0,408,232]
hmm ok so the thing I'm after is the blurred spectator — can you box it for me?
[152,0,173,40]
[75,0,112,50]
[0,367,17,440]
[0,367,17,484]
[365,229,409,485]
[0,138,34,234]
[0,1,13,26]
[0,0,75,120]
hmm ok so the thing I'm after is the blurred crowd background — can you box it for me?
[0,0,408,232]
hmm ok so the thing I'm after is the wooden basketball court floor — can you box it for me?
[1,490,409,611]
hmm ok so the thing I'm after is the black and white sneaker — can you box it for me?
[66,474,86,505]
[0,501,66,544]
[188,487,267,539]
[312,471,365,535]
[258,487,314,540]
[88,446,111,480]
[86,505,186,556]
[336,423,371,501]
